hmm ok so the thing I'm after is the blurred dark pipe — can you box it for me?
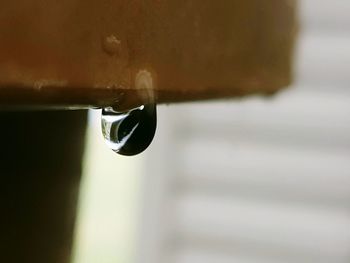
[0,110,87,263]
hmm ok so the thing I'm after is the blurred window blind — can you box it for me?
[135,1,350,263]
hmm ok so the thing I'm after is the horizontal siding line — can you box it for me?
[172,234,349,263]
[173,247,324,263]
[175,125,350,154]
[173,177,350,213]
[179,140,350,172]
[173,197,350,260]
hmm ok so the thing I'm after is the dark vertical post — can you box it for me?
[0,110,87,263]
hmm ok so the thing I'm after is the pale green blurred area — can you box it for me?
[72,110,143,263]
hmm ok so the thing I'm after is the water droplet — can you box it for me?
[101,70,156,156]
[102,35,121,55]
[101,104,157,156]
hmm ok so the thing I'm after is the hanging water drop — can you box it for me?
[101,104,157,156]
[101,70,157,156]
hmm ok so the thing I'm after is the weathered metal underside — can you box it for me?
[0,0,297,109]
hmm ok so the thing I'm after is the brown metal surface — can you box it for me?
[0,0,297,109]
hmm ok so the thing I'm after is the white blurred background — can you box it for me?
[72,1,350,263]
